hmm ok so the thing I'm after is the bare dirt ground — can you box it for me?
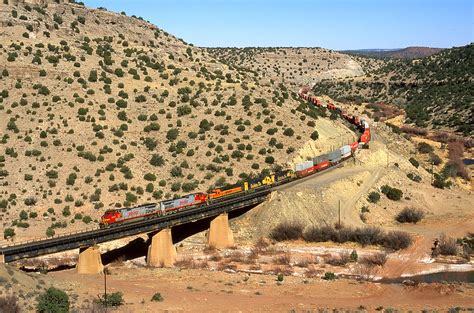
[47,266,474,313]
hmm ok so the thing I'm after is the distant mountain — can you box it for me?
[315,44,474,135]
[342,47,444,59]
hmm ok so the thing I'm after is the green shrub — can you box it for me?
[46,227,55,237]
[310,131,319,140]
[407,173,422,182]
[283,128,294,136]
[381,185,403,201]
[36,287,69,313]
[144,173,156,181]
[4,228,15,239]
[150,154,164,167]
[322,272,336,280]
[417,142,433,154]
[97,292,124,307]
[350,250,358,262]
[409,157,419,168]
[151,292,164,302]
[367,191,380,203]
[166,128,179,141]
[277,273,284,282]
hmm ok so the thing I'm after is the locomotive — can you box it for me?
[100,88,371,228]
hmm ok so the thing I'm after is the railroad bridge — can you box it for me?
[0,189,271,273]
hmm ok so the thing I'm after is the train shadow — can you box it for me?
[101,203,258,266]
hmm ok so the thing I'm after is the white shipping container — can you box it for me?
[340,145,351,155]
[295,161,313,171]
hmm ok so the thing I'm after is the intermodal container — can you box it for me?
[295,161,313,172]
[340,145,351,155]
[312,153,330,165]
[327,150,341,162]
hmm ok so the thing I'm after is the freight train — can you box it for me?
[100,88,371,228]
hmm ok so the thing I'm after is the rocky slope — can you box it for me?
[0,1,353,240]
[207,47,365,87]
[342,47,444,59]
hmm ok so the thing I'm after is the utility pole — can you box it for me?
[386,152,389,168]
[104,267,109,312]
[338,200,341,227]
[431,161,434,184]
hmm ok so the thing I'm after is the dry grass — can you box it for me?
[325,251,352,267]
[304,266,323,278]
[228,251,246,263]
[401,126,428,136]
[447,141,470,180]
[270,266,293,276]
[208,253,222,262]
[175,256,196,269]
[273,253,291,265]
[249,264,261,271]
[396,207,425,224]
[436,233,458,256]
[217,261,237,271]
[351,263,380,281]
[360,252,388,266]
[0,295,20,313]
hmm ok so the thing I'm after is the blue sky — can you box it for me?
[82,0,473,50]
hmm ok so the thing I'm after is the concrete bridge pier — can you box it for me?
[76,246,103,274]
[208,213,234,249]
[147,228,177,267]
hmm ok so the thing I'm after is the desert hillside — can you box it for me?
[342,47,444,59]
[207,47,365,87]
[0,1,356,240]
[314,44,474,135]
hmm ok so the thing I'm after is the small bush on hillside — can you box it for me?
[302,225,411,250]
[417,142,434,154]
[97,292,124,307]
[430,153,442,165]
[360,252,387,266]
[381,185,403,201]
[396,207,424,224]
[151,292,164,302]
[4,228,15,239]
[36,287,69,313]
[310,131,319,140]
[437,233,458,256]
[407,173,422,182]
[367,191,380,203]
[382,231,412,250]
[322,272,337,280]
[409,157,419,168]
[269,222,303,241]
